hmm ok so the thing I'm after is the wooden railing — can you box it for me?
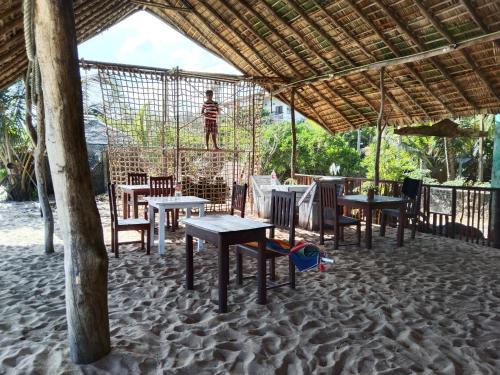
[295,173,500,247]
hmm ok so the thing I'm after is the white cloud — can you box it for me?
[78,11,241,74]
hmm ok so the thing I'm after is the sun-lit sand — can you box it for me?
[1,199,500,374]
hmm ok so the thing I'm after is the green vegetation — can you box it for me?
[0,82,36,201]
[260,115,498,187]
[260,120,365,179]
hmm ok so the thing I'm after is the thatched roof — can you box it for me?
[1,0,499,133]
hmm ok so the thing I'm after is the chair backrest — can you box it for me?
[318,181,343,210]
[319,182,344,226]
[150,176,174,197]
[230,182,248,218]
[270,190,296,246]
[401,177,422,216]
[107,183,118,226]
[128,172,148,185]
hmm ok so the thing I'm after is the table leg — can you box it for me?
[133,192,139,218]
[186,234,194,290]
[149,204,155,249]
[366,207,373,249]
[397,204,405,247]
[159,209,166,256]
[218,243,229,313]
[186,208,191,218]
[197,204,205,251]
[122,191,128,218]
[257,239,267,305]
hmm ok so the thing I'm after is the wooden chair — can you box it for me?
[150,175,177,231]
[319,181,361,249]
[380,177,422,239]
[127,172,148,218]
[230,182,248,218]
[108,183,150,258]
[235,190,296,289]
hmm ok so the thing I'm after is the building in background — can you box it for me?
[262,97,306,124]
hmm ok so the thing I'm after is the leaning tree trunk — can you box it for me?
[34,0,110,364]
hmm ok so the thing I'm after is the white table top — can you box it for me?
[117,184,150,191]
[144,196,209,208]
[183,215,273,233]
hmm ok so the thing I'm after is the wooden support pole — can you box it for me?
[491,115,500,248]
[290,88,297,180]
[34,0,110,364]
[374,68,385,188]
[478,115,484,182]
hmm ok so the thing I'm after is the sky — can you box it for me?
[78,11,241,74]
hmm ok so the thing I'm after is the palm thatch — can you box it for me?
[1,0,499,133]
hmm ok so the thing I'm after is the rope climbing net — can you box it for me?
[81,60,265,212]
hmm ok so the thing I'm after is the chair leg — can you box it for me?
[380,213,386,237]
[146,229,151,255]
[334,225,339,250]
[289,258,296,289]
[269,258,276,281]
[319,208,324,245]
[411,218,417,239]
[357,222,361,245]
[141,230,145,251]
[114,231,119,258]
[110,227,115,253]
[236,249,243,285]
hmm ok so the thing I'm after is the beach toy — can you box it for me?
[246,239,333,272]
[289,242,333,272]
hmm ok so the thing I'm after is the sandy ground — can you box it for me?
[1,199,500,375]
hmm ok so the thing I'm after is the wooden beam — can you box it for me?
[413,0,499,101]
[175,1,333,128]
[308,0,374,60]
[273,31,500,92]
[184,0,333,127]
[371,0,477,109]
[342,0,453,116]
[227,0,357,129]
[255,0,411,124]
[284,0,419,121]
[34,0,110,364]
[130,0,193,12]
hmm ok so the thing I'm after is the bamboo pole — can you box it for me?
[34,0,110,363]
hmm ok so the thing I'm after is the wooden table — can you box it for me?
[145,196,209,256]
[337,194,406,249]
[117,184,150,219]
[183,215,273,313]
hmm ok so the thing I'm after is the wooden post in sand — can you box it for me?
[34,0,110,363]
[491,115,500,248]
[374,68,385,188]
[290,88,297,180]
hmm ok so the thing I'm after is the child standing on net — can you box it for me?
[201,90,221,150]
